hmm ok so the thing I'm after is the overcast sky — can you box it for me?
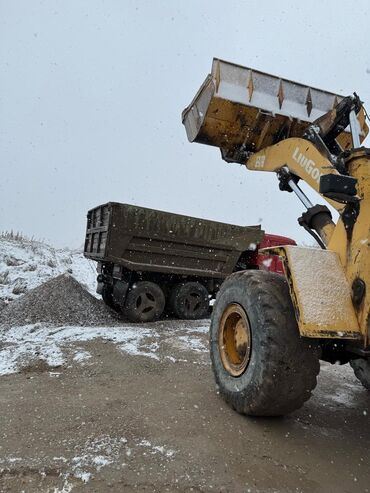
[1,0,370,247]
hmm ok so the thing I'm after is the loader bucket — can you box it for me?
[182,58,368,164]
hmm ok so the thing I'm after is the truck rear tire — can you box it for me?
[210,270,320,416]
[350,358,370,390]
[169,282,209,320]
[124,281,165,323]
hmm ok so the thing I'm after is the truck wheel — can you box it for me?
[169,282,209,320]
[350,358,370,390]
[210,270,320,416]
[124,281,165,323]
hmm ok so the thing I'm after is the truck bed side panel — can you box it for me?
[84,203,264,278]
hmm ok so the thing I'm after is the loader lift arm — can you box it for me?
[247,93,364,248]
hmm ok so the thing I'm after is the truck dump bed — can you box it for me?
[84,202,263,278]
[182,58,368,164]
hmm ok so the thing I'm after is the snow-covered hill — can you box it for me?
[0,235,98,302]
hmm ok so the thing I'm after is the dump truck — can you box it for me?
[183,58,370,415]
[84,202,295,322]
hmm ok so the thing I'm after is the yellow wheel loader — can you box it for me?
[182,59,370,416]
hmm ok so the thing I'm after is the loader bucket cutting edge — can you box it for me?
[182,58,368,164]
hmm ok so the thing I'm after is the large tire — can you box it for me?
[169,282,209,320]
[350,358,370,390]
[124,281,165,323]
[210,270,320,416]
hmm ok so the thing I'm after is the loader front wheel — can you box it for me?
[210,270,320,416]
[350,358,370,390]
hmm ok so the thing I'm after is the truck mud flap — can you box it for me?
[113,280,130,307]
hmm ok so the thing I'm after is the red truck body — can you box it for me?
[259,233,297,274]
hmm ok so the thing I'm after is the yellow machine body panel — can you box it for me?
[259,149,370,343]
[263,246,361,339]
[327,151,370,338]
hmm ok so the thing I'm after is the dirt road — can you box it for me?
[0,320,369,492]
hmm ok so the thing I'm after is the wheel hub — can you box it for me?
[218,303,251,377]
[184,292,201,315]
[136,292,157,315]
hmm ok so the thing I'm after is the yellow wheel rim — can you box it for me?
[218,303,251,377]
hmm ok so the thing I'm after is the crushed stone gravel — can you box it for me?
[0,273,118,327]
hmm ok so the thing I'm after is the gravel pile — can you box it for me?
[0,274,117,327]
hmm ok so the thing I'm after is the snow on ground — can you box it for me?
[0,434,176,487]
[318,363,367,409]
[0,322,209,376]
[0,235,97,302]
